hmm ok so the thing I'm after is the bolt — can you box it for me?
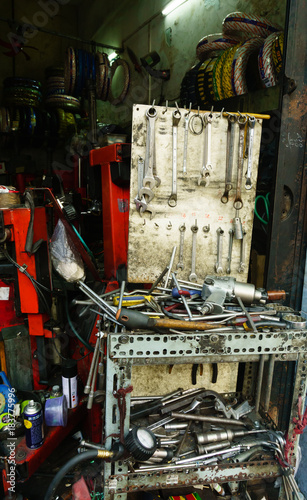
[210,335,218,343]
[119,335,129,344]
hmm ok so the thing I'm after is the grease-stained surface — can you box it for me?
[127,104,263,283]
[131,362,238,395]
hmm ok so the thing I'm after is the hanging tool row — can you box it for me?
[134,102,259,220]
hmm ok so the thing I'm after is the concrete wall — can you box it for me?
[80,0,287,128]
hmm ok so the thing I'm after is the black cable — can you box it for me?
[44,450,99,500]
[51,330,92,362]
[2,247,51,314]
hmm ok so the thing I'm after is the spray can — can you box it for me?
[23,400,44,449]
[62,359,78,409]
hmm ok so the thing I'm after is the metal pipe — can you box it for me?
[170,412,247,427]
[175,445,244,465]
[264,354,275,412]
[171,272,193,320]
[87,341,100,409]
[84,336,100,394]
[255,354,265,413]
[164,247,177,288]
[149,266,170,293]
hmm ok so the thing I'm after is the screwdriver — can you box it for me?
[113,295,154,307]
[116,308,223,331]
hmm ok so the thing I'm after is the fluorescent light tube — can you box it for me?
[162,0,188,15]
[108,52,118,62]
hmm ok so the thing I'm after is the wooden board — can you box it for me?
[128,104,263,284]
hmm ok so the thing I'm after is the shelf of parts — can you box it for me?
[102,329,307,500]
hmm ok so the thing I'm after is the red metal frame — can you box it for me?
[2,402,86,494]
[89,144,130,280]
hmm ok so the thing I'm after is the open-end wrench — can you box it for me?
[168,109,181,207]
[176,223,186,271]
[238,230,246,273]
[134,156,147,212]
[221,114,237,203]
[233,114,247,211]
[182,112,190,177]
[226,228,234,274]
[198,113,213,186]
[215,227,224,274]
[138,107,157,213]
[189,221,198,282]
[245,116,255,190]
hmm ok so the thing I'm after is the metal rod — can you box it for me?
[171,273,193,320]
[237,296,258,333]
[175,445,243,465]
[0,16,123,52]
[255,354,265,413]
[164,247,177,288]
[170,412,247,427]
[264,354,275,412]
[148,266,170,294]
[84,336,100,394]
[87,340,100,409]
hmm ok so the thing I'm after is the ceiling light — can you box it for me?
[162,0,188,16]
[108,52,118,62]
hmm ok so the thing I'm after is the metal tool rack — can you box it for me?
[103,328,307,500]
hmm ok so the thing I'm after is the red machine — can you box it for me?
[89,143,131,281]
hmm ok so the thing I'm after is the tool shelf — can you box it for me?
[102,328,307,500]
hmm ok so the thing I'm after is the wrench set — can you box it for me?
[129,104,263,284]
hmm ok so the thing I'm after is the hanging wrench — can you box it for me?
[189,220,198,282]
[177,223,186,271]
[182,111,190,177]
[138,107,157,211]
[233,114,247,211]
[215,227,224,274]
[226,228,234,274]
[198,113,213,186]
[238,231,246,273]
[168,109,181,207]
[245,116,256,190]
[135,157,155,218]
[221,114,237,203]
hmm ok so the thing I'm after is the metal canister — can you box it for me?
[23,400,44,449]
[50,385,62,399]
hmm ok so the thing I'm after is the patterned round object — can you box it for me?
[231,38,264,95]
[272,32,284,77]
[196,57,217,106]
[95,52,107,99]
[45,94,80,112]
[223,12,282,39]
[196,33,238,61]
[101,53,111,101]
[108,59,130,106]
[258,32,282,88]
[64,47,76,95]
[180,62,202,108]
[221,43,242,99]
[3,77,42,90]
[0,107,11,133]
[213,49,231,101]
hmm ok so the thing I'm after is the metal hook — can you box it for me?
[197,106,200,116]
[162,100,168,114]
[175,101,180,112]
[218,107,224,118]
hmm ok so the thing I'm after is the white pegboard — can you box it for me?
[127,104,263,284]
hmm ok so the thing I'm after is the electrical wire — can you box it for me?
[51,330,92,362]
[2,246,51,314]
[255,192,270,225]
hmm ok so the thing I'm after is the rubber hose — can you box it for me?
[44,450,98,500]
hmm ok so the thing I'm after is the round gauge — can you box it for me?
[124,426,157,461]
